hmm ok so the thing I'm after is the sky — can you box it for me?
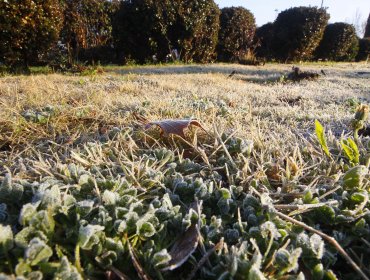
[215,0,370,35]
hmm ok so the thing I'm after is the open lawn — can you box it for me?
[0,63,369,279]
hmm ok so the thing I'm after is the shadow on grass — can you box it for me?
[107,64,289,84]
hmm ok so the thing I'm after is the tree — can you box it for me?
[356,38,370,61]
[0,0,63,72]
[365,13,370,38]
[217,7,256,62]
[271,6,329,62]
[112,0,220,64]
[315,23,359,61]
[255,22,274,60]
[59,0,116,63]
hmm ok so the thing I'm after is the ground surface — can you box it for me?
[0,63,369,279]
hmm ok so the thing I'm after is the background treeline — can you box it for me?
[0,0,369,72]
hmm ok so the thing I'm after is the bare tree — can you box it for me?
[349,9,366,37]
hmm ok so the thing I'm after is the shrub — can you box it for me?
[356,38,370,61]
[0,0,63,73]
[217,7,256,62]
[315,23,359,61]
[112,0,220,64]
[255,22,274,60]
[271,6,329,62]
[364,13,370,38]
[59,0,117,64]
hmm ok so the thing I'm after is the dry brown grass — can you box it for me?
[0,63,369,171]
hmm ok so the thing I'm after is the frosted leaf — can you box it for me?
[260,221,281,239]
[0,225,13,254]
[137,221,156,238]
[29,210,55,235]
[76,200,95,217]
[310,234,325,259]
[54,256,83,280]
[40,185,61,208]
[287,248,302,272]
[248,265,267,280]
[19,203,37,226]
[153,249,172,267]
[25,238,53,265]
[78,224,105,250]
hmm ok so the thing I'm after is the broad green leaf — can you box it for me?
[137,221,156,238]
[78,225,105,250]
[19,204,37,226]
[343,165,368,190]
[25,238,53,266]
[315,120,330,157]
[341,138,359,164]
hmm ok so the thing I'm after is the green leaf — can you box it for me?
[219,188,231,199]
[78,225,105,250]
[341,138,359,164]
[0,225,13,255]
[137,221,156,238]
[54,256,83,280]
[19,204,37,226]
[310,234,324,259]
[15,259,32,276]
[323,270,338,280]
[102,190,117,205]
[25,238,53,266]
[153,249,172,267]
[312,263,324,280]
[29,210,55,236]
[315,120,330,157]
[343,165,368,190]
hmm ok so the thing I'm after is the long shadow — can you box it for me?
[108,64,286,76]
[107,64,290,84]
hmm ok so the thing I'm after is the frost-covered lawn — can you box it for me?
[0,63,369,280]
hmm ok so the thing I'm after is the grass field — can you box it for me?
[0,63,369,279]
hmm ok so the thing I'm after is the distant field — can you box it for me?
[0,63,369,279]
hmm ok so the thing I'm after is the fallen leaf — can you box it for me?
[161,224,200,271]
[145,119,207,138]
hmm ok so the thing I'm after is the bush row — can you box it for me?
[0,1,369,72]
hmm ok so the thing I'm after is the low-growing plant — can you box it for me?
[0,114,369,279]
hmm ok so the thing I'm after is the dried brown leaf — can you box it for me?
[145,119,207,138]
[161,224,200,271]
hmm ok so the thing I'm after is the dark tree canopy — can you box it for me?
[356,38,370,61]
[271,6,329,62]
[217,7,256,62]
[60,0,117,63]
[113,0,220,64]
[0,0,63,72]
[315,22,359,61]
[255,22,274,60]
[364,13,370,38]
